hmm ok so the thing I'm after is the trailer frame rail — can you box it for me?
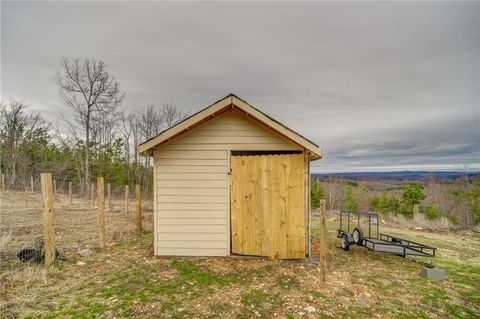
[337,211,437,258]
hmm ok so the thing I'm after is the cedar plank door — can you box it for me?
[231,154,305,259]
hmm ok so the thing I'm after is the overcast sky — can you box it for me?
[1,1,479,173]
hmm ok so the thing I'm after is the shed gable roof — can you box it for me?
[138,94,322,160]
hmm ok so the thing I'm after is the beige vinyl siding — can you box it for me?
[138,95,321,158]
[154,109,302,257]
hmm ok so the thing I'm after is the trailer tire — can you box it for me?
[353,227,364,245]
[341,235,350,251]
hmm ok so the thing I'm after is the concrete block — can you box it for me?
[421,267,446,280]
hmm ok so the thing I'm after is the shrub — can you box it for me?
[310,178,325,209]
[399,204,414,218]
[471,180,480,223]
[424,204,439,220]
[389,197,401,214]
[344,184,359,211]
[402,181,426,206]
[457,179,480,224]
[370,193,388,214]
[447,213,458,225]
[401,181,426,217]
[370,193,400,215]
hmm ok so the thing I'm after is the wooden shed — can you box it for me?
[139,94,321,259]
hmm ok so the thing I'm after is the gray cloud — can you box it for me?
[1,1,479,172]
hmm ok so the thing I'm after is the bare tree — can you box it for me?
[0,100,49,188]
[327,176,340,211]
[117,104,187,191]
[137,105,165,144]
[161,103,188,129]
[91,110,121,146]
[119,111,132,163]
[55,57,124,192]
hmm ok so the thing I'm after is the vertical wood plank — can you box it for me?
[271,155,281,258]
[319,199,327,284]
[238,157,246,254]
[247,156,254,255]
[250,156,257,255]
[1,174,5,193]
[238,157,248,253]
[245,156,252,254]
[291,154,301,258]
[237,157,245,254]
[288,154,303,258]
[41,173,55,265]
[253,156,262,255]
[53,179,57,194]
[136,184,142,233]
[279,155,288,259]
[97,177,106,249]
[240,157,246,254]
[285,155,294,258]
[286,155,294,258]
[260,155,269,256]
[295,154,306,258]
[269,155,276,258]
[31,176,34,193]
[107,183,112,213]
[124,185,129,215]
[230,156,237,254]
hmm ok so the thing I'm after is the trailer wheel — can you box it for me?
[353,227,364,245]
[341,235,350,251]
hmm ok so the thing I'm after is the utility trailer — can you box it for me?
[337,211,436,258]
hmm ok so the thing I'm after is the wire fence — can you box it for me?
[0,174,154,265]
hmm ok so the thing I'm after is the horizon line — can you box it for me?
[311,169,480,174]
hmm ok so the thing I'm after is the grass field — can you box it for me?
[1,191,479,318]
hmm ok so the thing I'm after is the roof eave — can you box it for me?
[138,94,322,159]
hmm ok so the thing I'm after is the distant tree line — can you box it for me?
[311,178,480,225]
[0,57,187,194]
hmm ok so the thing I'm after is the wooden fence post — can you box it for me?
[53,179,57,194]
[31,176,34,193]
[41,173,55,265]
[90,182,95,206]
[107,183,112,213]
[124,185,129,215]
[319,199,327,284]
[97,177,106,249]
[136,184,142,233]
[413,204,419,218]
[69,182,73,205]
[1,174,4,193]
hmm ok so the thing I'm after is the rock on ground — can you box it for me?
[78,248,94,257]
[305,306,316,313]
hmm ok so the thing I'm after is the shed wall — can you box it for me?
[154,109,302,256]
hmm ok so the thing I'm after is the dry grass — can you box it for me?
[0,190,154,318]
[1,191,479,319]
[0,191,154,258]
[384,213,454,231]
[0,232,12,253]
